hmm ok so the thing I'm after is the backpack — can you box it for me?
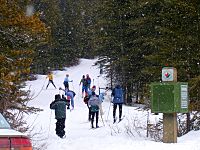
[112,87,123,104]
[82,79,88,86]
[114,88,123,98]
[83,96,89,104]
[87,77,91,84]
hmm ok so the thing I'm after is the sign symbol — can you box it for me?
[165,72,170,78]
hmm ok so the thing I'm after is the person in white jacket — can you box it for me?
[88,91,102,128]
[63,74,73,89]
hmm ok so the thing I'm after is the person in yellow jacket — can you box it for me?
[46,72,56,89]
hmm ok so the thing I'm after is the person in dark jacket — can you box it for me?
[50,94,67,138]
[86,74,91,90]
[111,84,124,123]
[79,75,88,98]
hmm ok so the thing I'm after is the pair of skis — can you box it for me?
[113,115,125,124]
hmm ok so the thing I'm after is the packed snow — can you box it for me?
[25,58,200,150]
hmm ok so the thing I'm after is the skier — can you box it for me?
[79,75,88,98]
[50,94,67,138]
[84,85,97,121]
[88,91,102,128]
[63,74,73,89]
[99,87,109,102]
[46,71,56,89]
[86,74,91,90]
[59,87,76,110]
[111,84,124,123]
[88,85,96,96]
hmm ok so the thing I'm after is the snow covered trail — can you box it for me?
[25,58,122,149]
[25,59,200,150]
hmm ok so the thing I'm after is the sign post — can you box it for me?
[150,67,188,143]
[162,67,177,143]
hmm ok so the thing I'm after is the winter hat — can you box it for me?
[92,85,96,89]
[55,94,61,101]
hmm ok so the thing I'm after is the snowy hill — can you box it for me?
[25,59,200,150]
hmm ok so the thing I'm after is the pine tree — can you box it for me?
[94,0,146,103]
[0,0,47,131]
[32,0,79,73]
[93,0,200,105]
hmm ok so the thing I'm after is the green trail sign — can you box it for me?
[150,82,188,113]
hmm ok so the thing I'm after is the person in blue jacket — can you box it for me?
[111,84,124,123]
[59,87,76,110]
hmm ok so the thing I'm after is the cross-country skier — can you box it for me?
[79,75,88,98]
[111,84,124,123]
[86,74,91,90]
[50,94,67,138]
[63,74,73,89]
[46,71,56,89]
[59,87,76,110]
[88,91,102,128]
[84,85,97,121]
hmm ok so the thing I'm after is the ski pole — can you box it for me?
[100,113,105,126]
[78,84,81,100]
[73,81,74,91]
[99,103,105,126]
[146,111,150,137]
[97,76,99,88]
[30,77,47,100]
[48,110,53,139]
[106,97,112,121]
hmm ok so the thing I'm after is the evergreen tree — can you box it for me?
[94,0,200,106]
[94,0,146,103]
[0,0,46,131]
[32,0,79,74]
[140,0,200,104]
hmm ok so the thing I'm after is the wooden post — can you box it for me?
[162,67,177,143]
[163,113,177,143]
